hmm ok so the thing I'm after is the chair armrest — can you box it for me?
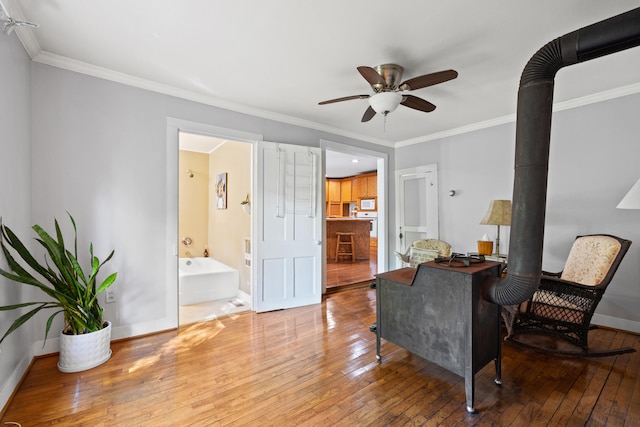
[541,270,562,278]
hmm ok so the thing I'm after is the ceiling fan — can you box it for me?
[319,64,458,122]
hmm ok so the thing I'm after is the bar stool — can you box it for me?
[335,232,355,262]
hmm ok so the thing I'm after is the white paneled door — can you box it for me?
[395,165,439,267]
[254,141,322,312]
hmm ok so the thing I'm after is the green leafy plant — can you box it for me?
[0,213,117,344]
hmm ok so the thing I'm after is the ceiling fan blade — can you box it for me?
[357,66,385,86]
[361,106,376,122]
[318,95,369,105]
[401,95,436,112]
[399,69,458,91]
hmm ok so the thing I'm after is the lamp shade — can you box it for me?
[480,200,512,225]
[368,92,402,114]
[617,178,640,209]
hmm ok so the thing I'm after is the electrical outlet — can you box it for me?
[106,289,116,303]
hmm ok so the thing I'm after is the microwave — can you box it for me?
[360,198,376,211]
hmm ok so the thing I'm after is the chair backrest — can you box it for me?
[560,234,632,288]
[412,239,452,256]
[408,239,452,267]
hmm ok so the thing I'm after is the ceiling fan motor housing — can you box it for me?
[372,64,404,91]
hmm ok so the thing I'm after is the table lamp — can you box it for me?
[480,200,512,257]
[617,178,640,209]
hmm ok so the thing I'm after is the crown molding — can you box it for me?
[21,45,640,150]
[31,51,394,148]
[394,82,640,147]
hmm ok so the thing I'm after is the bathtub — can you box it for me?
[178,257,240,305]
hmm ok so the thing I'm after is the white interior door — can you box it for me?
[254,141,322,312]
[395,165,439,267]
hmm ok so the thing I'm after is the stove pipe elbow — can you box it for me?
[483,7,640,306]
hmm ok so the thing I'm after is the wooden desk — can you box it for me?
[326,218,371,260]
[375,261,502,413]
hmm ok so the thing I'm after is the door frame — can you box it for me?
[320,139,389,291]
[166,118,262,327]
[394,164,439,269]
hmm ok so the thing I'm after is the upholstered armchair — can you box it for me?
[511,234,634,356]
[395,239,452,268]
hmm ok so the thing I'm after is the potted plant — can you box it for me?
[0,213,117,372]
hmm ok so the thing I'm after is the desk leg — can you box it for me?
[465,375,476,414]
[495,319,503,385]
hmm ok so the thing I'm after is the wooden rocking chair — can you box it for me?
[510,234,634,357]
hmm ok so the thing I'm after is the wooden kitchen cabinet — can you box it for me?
[365,174,377,197]
[326,179,342,217]
[353,173,377,199]
[327,179,341,202]
[341,179,353,203]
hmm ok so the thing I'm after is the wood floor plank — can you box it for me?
[2,287,639,426]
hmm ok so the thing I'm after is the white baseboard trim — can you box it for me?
[34,318,179,357]
[237,290,253,311]
[592,313,640,334]
[0,350,33,412]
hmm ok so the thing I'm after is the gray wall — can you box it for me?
[0,34,33,408]
[0,57,393,409]
[28,62,392,341]
[396,93,640,331]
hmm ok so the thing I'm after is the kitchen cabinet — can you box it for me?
[326,218,371,260]
[353,173,377,199]
[327,179,341,202]
[326,179,342,217]
[341,179,353,203]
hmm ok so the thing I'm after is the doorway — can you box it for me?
[177,131,253,325]
[394,165,440,269]
[323,142,388,292]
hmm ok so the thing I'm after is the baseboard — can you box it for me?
[237,290,252,310]
[0,351,33,416]
[592,313,640,334]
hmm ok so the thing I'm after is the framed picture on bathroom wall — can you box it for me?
[216,172,227,209]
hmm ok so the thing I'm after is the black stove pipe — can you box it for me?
[483,7,640,306]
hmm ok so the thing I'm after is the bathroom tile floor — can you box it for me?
[179,296,251,325]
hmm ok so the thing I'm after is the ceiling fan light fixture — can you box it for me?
[368,92,402,115]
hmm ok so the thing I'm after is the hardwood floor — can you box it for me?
[2,287,639,426]
[326,245,378,291]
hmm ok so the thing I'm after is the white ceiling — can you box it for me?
[5,1,640,148]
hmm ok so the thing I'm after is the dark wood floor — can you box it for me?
[326,245,377,290]
[2,287,639,425]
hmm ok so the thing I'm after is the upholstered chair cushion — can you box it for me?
[560,235,622,286]
[395,239,453,268]
[412,239,452,258]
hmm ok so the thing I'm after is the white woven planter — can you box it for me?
[57,321,112,373]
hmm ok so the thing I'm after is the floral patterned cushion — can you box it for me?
[412,239,452,257]
[396,239,452,268]
[560,236,621,286]
[409,239,452,267]
[409,247,441,267]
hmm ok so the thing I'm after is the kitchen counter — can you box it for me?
[326,218,371,260]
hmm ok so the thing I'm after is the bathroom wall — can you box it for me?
[209,141,252,294]
[178,150,210,258]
